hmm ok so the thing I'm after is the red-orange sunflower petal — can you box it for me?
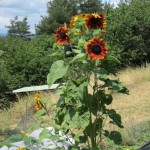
[84,13,106,30]
[85,37,108,60]
[55,27,70,45]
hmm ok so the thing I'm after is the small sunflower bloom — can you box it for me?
[84,13,106,30]
[70,15,79,29]
[35,92,40,98]
[16,147,26,150]
[20,130,29,136]
[36,104,42,110]
[55,26,70,45]
[85,37,108,60]
[20,130,25,135]
[35,92,42,110]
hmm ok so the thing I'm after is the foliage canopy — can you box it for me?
[6,16,30,35]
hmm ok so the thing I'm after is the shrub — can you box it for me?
[105,0,150,67]
[0,34,62,109]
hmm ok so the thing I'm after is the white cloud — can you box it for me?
[0,0,49,34]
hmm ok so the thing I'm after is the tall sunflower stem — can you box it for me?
[94,60,99,93]
[89,60,99,150]
[94,60,103,149]
[95,60,99,149]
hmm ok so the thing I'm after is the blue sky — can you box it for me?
[0,0,119,35]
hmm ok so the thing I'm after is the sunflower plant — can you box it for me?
[47,13,129,150]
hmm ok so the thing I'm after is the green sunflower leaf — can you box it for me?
[27,121,42,132]
[98,68,109,81]
[107,109,124,128]
[78,38,85,49]
[105,79,129,94]
[109,131,122,145]
[92,29,101,36]
[70,53,86,63]
[38,128,51,142]
[105,55,121,63]
[47,60,68,87]
[105,94,113,105]
[34,109,46,117]
[72,49,81,54]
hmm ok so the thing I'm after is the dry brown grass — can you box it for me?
[89,65,150,126]
[111,82,150,125]
[0,91,59,133]
[0,94,34,131]
[112,65,150,125]
[117,64,150,86]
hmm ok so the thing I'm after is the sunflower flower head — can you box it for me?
[70,14,85,28]
[35,92,42,110]
[85,37,108,60]
[84,13,106,30]
[55,26,70,45]
[70,15,79,29]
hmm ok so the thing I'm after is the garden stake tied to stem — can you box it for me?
[47,13,129,149]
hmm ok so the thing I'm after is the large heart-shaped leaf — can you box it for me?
[47,60,68,87]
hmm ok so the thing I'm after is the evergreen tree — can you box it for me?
[102,2,114,15]
[35,0,77,35]
[35,0,104,35]
[77,0,103,13]
[6,16,30,35]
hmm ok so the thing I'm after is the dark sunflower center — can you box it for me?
[60,32,67,39]
[91,45,102,55]
[91,17,99,24]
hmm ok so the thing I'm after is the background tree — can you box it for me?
[0,35,63,109]
[105,0,150,67]
[36,0,104,35]
[77,0,103,13]
[6,16,30,35]
[35,0,77,34]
